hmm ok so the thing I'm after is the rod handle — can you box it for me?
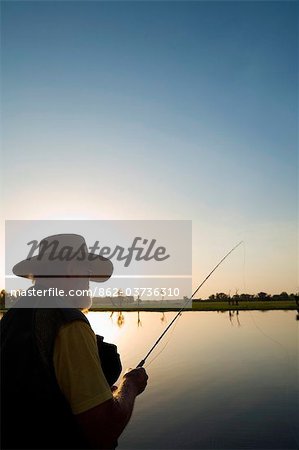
[136,359,145,368]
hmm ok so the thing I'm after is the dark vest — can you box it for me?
[1,304,92,449]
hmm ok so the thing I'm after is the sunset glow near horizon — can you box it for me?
[1,1,297,297]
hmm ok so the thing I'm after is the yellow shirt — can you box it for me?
[53,320,113,415]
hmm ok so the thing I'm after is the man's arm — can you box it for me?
[75,367,148,450]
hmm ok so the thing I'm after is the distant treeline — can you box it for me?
[194,292,299,303]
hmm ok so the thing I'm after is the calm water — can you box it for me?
[87,310,298,450]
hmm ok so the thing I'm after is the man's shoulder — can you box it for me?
[34,308,91,363]
[34,307,90,328]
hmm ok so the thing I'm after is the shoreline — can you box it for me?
[0,300,297,313]
[79,300,298,312]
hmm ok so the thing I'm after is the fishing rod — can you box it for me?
[136,240,243,368]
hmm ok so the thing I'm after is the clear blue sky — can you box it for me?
[1,1,298,296]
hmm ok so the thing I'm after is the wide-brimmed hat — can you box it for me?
[12,234,113,282]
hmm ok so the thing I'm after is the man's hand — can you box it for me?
[122,367,148,396]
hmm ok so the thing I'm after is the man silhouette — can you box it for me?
[1,234,148,449]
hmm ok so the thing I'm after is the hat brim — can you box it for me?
[12,253,113,283]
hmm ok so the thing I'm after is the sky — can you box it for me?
[1,0,298,297]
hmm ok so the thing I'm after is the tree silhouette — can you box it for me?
[256,292,269,300]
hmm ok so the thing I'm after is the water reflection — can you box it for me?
[86,310,298,449]
[104,307,299,333]
[104,311,169,329]
[228,309,241,326]
[160,312,167,324]
[108,311,126,328]
[137,311,142,327]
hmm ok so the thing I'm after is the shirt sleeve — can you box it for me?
[53,320,113,415]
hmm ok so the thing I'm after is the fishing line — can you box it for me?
[242,241,247,294]
[145,313,182,368]
[136,241,244,368]
[239,242,289,354]
[248,310,290,359]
